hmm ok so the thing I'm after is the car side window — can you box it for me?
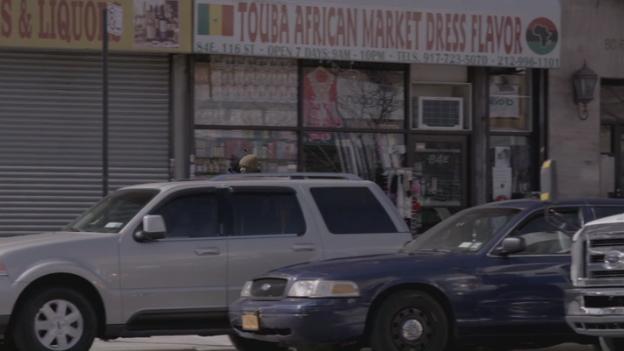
[593,206,624,220]
[154,193,220,239]
[311,187,398,234]
[231,191,306,236]
[509,208,580,255]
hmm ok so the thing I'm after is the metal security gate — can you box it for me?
[0,51,171,236]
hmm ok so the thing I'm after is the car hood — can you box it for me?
[0,231,116,254]
[269,251,466,282]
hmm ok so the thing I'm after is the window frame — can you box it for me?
[494,206,583,257]
[147,187,226,241]
[310,186,399,235]
[227,186,308,237]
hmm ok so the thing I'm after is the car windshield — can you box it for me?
[65,189,159,234]
[403,207,522,254]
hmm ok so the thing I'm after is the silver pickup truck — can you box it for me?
[567,214,624,351]
[0,174,412,351]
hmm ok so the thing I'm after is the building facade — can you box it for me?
[0,0,561,236]
[548,0,624,199]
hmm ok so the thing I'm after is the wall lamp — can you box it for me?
[572,62,599,121]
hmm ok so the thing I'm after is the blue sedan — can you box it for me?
[229,199,624,351]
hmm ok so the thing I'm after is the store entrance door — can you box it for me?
[600,80,624,198]
[407,135,469,234]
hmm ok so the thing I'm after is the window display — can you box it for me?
[303,67,405,130]
[302,132,404,182]
[194,130,297,176]
[195,56,298,126]
[490,136,534,200]
[489,70,532,132]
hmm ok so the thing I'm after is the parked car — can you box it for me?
[230,199,624,351]
[0,174,413,351]
[567,213,624,351]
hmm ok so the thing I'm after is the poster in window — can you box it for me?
[134,0,180,48]
[489,75,521,119]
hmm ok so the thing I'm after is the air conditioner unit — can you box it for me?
[417,97,464,130]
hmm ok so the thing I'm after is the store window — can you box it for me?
[490,136,534,200]
[302,66,405,130]
[194,130,297,176]
[195,56,298,127]
[302,132,404,182]
[489,69,532,132]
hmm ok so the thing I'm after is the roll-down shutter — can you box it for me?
[0,51,171,236]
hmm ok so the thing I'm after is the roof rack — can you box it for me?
[210,173,362,181]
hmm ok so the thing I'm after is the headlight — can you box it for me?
[287,280,360,298]
[240,281,253,297]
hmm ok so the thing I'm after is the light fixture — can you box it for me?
[572,62,599,120]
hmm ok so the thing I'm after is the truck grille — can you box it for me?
[579,229,624,285]
[250,278,288,298]
[590,238,624,247]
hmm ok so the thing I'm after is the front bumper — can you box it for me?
[566,288,624,337]
[229,297,368,346]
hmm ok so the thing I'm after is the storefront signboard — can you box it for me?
[0,0,192,52]
[194,0,561,68]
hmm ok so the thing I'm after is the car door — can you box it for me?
[225,186,323,304]
[119,188,228,326]
[476,206,583,336]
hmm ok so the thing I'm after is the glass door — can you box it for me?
[407,135,468,234]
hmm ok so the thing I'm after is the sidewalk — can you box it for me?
[92,336,594,351]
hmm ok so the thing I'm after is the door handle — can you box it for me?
[291,243,316,252]
[195,247,221,256]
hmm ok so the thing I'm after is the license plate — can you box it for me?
[242,313,260,331]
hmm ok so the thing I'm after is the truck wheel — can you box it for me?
[599,337,624,351]
[229,333,288,351]
[370,291,449,351]
[12,287,97,351]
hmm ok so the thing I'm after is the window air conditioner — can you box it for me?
[417,97,464,130]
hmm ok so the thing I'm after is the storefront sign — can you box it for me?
[194,0,561,68]
[0,0,192,52]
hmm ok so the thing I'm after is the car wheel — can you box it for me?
[599,337,624,351]
[229,333,289,351]
[370,291,449,351]
[12,287,97,351]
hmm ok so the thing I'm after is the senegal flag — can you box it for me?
[198,4,235,36]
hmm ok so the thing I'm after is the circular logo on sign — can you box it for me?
[526,17,559,55]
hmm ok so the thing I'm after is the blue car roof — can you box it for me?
[478,198,624,211]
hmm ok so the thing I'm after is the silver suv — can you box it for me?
[0,175,412,351]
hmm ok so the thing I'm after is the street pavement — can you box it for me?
[91,335,595,351]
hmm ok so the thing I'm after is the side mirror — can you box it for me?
[494,237,526,256]
[134,215,167,242]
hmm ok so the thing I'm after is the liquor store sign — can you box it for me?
[194,0,561,68]
[0,0,192,52]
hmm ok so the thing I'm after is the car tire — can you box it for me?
[229,333,289,351]
[599,337,624,351]
[12,287,97,351]
[370,290,449,351]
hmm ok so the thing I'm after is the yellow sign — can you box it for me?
[0,0,191,52]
